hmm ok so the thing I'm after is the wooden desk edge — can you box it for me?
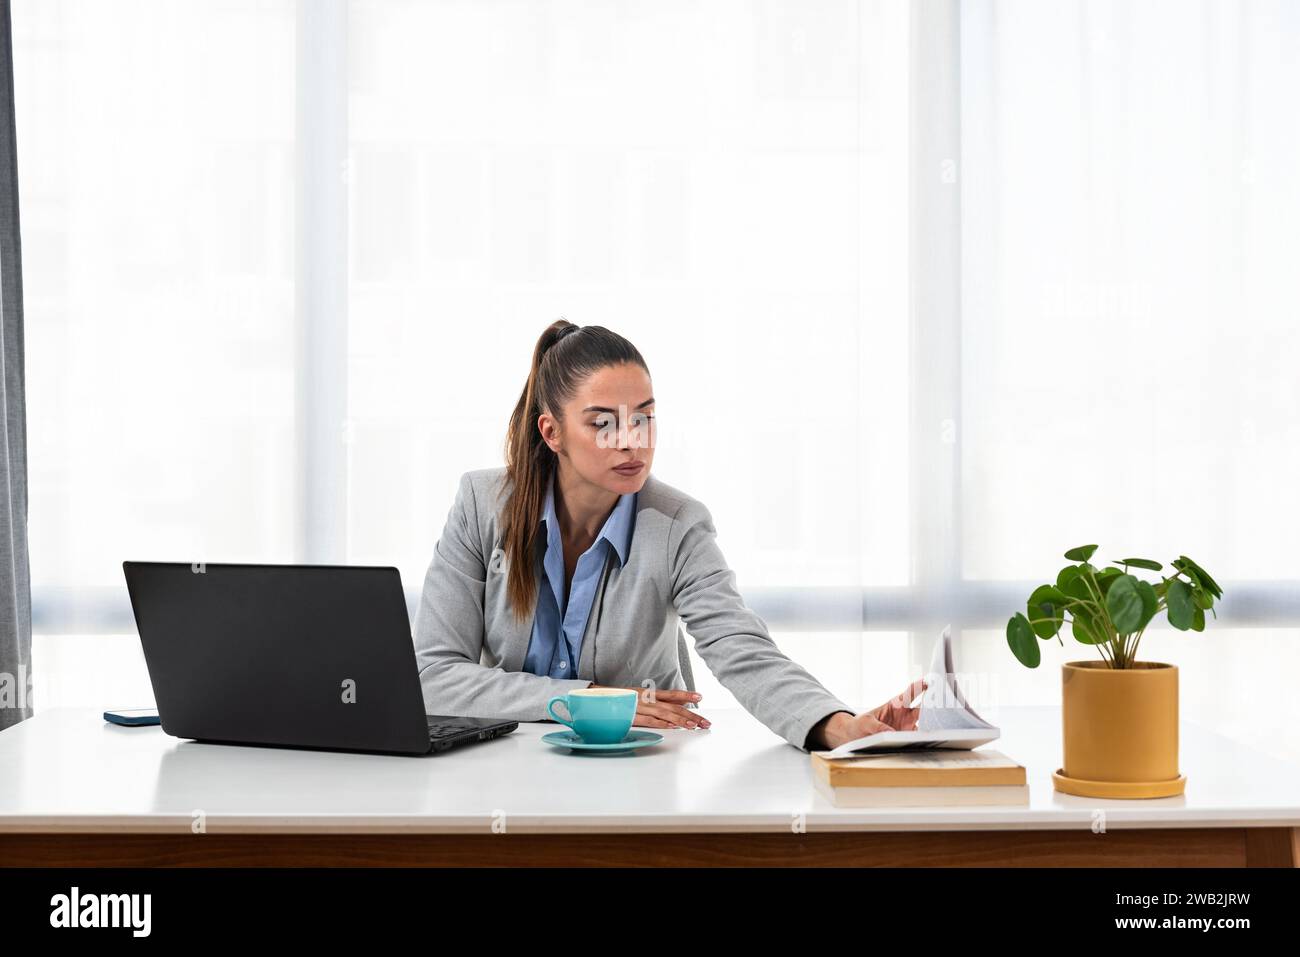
[0,826,1295,868]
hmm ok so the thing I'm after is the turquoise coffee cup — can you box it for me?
[547,687,638,744]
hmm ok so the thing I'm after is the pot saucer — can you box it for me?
[1052,767,1186,798]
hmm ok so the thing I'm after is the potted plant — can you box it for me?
[1006,544,1222,798]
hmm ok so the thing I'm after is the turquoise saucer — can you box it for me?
[541,729,663,753]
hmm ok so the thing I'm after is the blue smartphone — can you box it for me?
[103,708,160,726]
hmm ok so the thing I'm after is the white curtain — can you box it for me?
[958,0,1300,758]
[15,1,1300,758]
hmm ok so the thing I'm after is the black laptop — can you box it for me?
[121,561,517,755]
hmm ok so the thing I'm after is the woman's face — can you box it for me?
[539,362,656,495]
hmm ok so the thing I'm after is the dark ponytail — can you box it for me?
[500,318,649,623]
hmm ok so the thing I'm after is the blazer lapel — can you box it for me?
[577,545,617,682]
[499,535,546,674]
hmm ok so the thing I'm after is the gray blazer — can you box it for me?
[412,466,855,750]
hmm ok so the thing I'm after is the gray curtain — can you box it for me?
[0,0,31,731]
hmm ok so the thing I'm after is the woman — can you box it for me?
[412,319,926,751]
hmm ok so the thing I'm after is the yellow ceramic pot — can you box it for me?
[1053,660,1187,798]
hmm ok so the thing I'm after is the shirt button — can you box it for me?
[559,661,567,670]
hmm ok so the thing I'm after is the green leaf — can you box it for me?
[1171,558,1203,591]
[1027,585,1067,639]
[1136,579,1158,630]
[1056,565,1080,591]
[1191,605,1206,632]
[1072,611,1105,645]
[1065,544,1099,562]
[1176,555,1222,600]
[1120,557,1163,571]
[1166,579,1195,630]
[1096,567,1123,594]
[1106,574,1144,634]
[1192,586,1214,610]
[1062,569,1093,603]
[1007,613,1040,667]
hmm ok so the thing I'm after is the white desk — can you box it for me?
[1,705,1297,866]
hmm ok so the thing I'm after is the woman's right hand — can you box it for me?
[588,684,710,731]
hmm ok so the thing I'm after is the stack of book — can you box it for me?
[808,624,1027,806]
[811,749,1029,807]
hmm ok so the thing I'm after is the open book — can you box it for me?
[813,624,1000,759]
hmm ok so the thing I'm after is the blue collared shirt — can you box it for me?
[522,473,637,679]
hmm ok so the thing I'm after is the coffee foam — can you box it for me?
[572,687,636,696]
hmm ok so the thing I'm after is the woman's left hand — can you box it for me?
[817,678,928,750]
